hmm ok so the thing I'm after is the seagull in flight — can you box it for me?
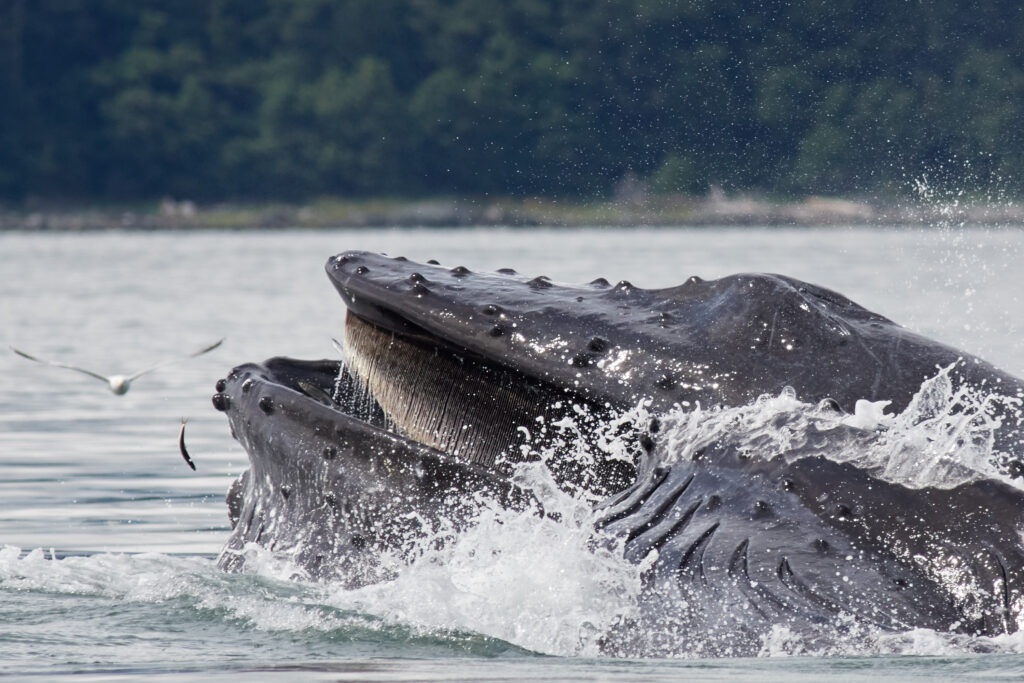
[10,339,224,395]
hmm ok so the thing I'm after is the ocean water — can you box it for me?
[2,225,1024,680]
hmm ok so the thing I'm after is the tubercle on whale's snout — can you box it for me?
[211,364,263,416]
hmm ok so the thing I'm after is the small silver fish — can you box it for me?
[178,418,196,471]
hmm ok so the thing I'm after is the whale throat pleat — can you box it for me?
[342,312,556,467]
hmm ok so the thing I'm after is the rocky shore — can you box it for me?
[4,193,1024,231]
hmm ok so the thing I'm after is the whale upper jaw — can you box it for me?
[326,249,734,414]
[325,250,1003,417]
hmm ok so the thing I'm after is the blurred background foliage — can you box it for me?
[2,0,1022,202]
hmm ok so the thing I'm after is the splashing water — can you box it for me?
[208,365,1024,658]
[323,462,645,657]
[656,363,1024,491]
[5,369,1024,667]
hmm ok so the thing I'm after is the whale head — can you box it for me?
[213,251,1024,646]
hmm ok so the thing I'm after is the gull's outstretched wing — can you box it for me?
[126,338,225,382]
[10,346,111,384]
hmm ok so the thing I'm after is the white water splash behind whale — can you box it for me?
[656,363,1024,492]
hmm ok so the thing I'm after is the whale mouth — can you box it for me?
[215,286,636,581]
[341,311,557,468]
[332,311,637,494]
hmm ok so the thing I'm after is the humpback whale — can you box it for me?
[213,251,1024,656]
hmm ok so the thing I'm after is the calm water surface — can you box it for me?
[2,226,1024,680]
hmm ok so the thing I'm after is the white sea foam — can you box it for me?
[320,462,645,657]
[0,546,349,635]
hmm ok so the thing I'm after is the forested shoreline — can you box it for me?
[2,1,1022,204]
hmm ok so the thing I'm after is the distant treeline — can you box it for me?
[3,0,1023,202]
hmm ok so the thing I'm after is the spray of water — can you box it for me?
[322,462,645,657]
[656,363,1023,491]
[5,365,1024,658]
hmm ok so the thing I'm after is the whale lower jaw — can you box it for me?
[597,436,1024,655]
[215,356,519,585]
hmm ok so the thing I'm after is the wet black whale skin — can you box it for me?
[213,252,1024,653]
